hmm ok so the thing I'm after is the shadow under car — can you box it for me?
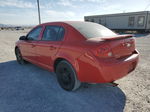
[0,60,126,112]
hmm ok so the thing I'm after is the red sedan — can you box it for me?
[15,21,139,91]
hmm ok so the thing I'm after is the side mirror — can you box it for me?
[19,36,27,40]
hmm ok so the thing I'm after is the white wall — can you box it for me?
[85,12,149,30]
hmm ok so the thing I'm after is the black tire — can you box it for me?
[56,60,81,91]
[15,48,26,64]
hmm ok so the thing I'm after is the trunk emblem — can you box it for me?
[126,43,131,47]
[123,43,131,47]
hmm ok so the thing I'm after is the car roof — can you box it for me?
[40,21,91,26]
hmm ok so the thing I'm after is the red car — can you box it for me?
[15,21,139,91]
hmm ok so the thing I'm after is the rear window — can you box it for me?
[68,22,117,38]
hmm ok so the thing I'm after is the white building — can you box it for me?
[84,11,150,32]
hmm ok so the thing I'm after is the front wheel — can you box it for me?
[15,48,26,64]
[56,60,81,91]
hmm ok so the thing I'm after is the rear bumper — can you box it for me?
[98,50,139,82]
[77,50,139,83]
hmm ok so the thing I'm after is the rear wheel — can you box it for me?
[15,48,26,64]
[56,60,81,91]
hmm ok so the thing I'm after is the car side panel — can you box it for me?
[35,41,63,69]
[76,51,105,83]
[18,25,44,63]
[32,23,66,69]
[54,41,86,78]
[17,41,30,59]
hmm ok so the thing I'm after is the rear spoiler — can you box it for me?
[101,34,133,40]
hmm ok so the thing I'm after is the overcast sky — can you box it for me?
[0,0,150,25]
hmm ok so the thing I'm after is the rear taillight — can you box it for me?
[108,52,113,57]
[94,45,113,58]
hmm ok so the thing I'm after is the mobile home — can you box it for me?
[84,11,150,32]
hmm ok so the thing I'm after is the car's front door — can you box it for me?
[35,25,65,69]
[25,26,43,63]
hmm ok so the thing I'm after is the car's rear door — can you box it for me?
[35,25,65,69]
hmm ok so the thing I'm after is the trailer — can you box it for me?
[84,11,150,32]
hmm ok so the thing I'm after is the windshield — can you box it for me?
[68,22,117,38]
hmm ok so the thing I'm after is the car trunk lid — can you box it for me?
[87,35,135,59]
[108,37,135,59]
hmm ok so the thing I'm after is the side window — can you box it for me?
[57,27,65,41]
[27,27,42,40]
[137,16,145,27]
[128,17,135,27]
[42,26,65,41]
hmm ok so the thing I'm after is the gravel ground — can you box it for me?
[0,30,149,112]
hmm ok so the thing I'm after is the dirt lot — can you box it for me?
[0,30,150,112]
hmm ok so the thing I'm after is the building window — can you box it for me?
[137,16,145,27]
[91,19,94,22]
[85,19,89,21]
[128,17,135,27]
[99,19,101,24]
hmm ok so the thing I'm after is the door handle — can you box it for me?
[49,46,56,50]
[32,44,36,48]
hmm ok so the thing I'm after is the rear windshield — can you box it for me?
[68,22,117,38]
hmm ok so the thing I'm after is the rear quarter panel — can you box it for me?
[53,23,87,78]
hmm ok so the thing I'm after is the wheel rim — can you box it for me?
[16,49,23,63]
[17,51,21,61]
[59,67,72,86]
[56,61,81,91]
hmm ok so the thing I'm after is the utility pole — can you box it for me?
[37,0,41,24]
